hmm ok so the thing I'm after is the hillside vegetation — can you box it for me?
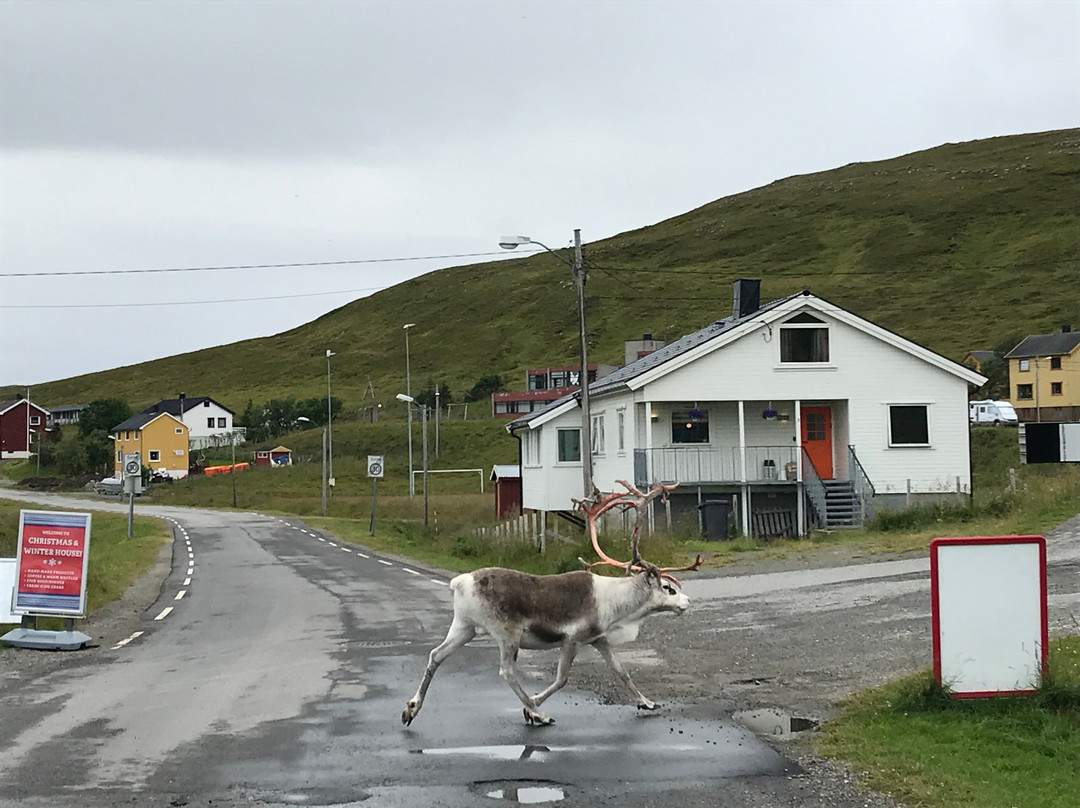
[7,128,1078,416]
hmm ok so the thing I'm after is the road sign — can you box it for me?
[367,455,384,478]
[124,453,141,478]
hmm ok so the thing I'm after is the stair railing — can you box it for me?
[801,447,828,528]
[847,445,876,524]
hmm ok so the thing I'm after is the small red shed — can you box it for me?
[491,464,522,520]
[253,445,293,467]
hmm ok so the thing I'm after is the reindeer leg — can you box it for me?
[532,642,578,707]
[592,637,659,711]
[402,617,475,726]
[495,639,555,726]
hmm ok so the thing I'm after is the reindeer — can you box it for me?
[401,480,703,727]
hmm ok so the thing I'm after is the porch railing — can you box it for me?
[800,447,828,527]
[634,445,799,486]
[848,445,876,523]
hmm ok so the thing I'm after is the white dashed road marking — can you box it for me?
[154,607,173,621]
[377,560,393,566]
[174,590,187,601]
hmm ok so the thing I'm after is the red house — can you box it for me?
[491,464,522,519]
[0,396,51,459]
[253,445,293,467]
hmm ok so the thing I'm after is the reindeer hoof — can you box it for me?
[402,703,418,726]
[637,701,660,711]
[523,707,555,726]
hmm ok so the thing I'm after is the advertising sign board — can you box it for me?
[931,535,1047,698]
[13,510,93,617]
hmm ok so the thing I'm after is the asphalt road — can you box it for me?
[2,489,1077,808]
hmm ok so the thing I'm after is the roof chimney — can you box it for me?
[733,279,761,319]
[642,333,653,341]
[1063,325,1072,333]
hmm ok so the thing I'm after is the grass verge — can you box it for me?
[0,499,172,636]
[817,636,1080,808]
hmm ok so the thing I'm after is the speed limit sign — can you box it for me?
[124,454,142,478]
[367,455,384,478]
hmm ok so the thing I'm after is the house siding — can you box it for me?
[113,415,189,479]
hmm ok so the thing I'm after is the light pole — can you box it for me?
[296,416,327,517]
[326,349,335,496]
[396,394,429,526]
[403,323,416,497]
[500,230,592,496]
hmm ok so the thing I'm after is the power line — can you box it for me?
[0,248,543,278]
[0,286,387,310]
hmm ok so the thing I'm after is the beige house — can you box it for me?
[1005,327,1080,422]
[111,412,190,479]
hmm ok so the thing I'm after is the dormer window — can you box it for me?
[780,313,830,363]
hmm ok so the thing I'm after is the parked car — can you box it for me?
[95,477,124,495]
[969,399,1018,426]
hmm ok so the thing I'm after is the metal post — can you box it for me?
[370,477,377,536]
[435,387,441,458]
[405,326,414,498]
[574,228,593,497]
[326,350,334,496]
[127,489,134,538]
[422,406,430,528]
[231,432,237,508]
[321,427,327,517]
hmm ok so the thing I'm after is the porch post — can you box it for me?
[795,400,805,536]
[738,400,750,537]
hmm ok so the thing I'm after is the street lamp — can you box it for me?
[326,349,336,496]
[500,230,592,496]
[296,416,327,517]
[396,394,429,526]
[403,323,417,497]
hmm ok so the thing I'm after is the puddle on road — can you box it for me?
[734,708,819,738]
[473,780,566,803]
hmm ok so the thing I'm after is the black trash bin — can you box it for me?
[698,499,733,541]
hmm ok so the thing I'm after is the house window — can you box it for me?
[1019,359,1030,371]
[528,373,548,391]
[889,405,930,446]
[203,400,211,407]
[672,409,709,444]
[780,313,830,363]
[29,415,40,426]
[175,427,184,434]
[207,417,215,428]
[1051,382,1063,396]
[523,430,540,465]
[218,417,227,428]
[617,410,625,452]
[134,430,140,439]
[1017,384,1033,400]
[148,450,161,462]
[591,413,605,455]
[125,431,131,440]
[1051,357,1062,370]
[557,428,581,462]
[116,450,122,462]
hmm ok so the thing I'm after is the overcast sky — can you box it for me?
[2,0,1077,389]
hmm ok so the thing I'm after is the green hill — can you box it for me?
[8,128,1079,416]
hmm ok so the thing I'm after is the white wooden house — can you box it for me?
[507,281,986,537]
[140,394,243,450]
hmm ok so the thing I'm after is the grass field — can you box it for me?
[818,637,1080,808]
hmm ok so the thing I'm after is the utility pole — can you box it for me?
[574,228,592,497]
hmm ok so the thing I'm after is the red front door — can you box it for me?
[801,406,833,480]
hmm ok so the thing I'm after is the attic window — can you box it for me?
[780,313,829,363]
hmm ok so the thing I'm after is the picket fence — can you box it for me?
[473,508,640,555]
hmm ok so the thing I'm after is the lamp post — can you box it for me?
[326,349,336,496]
[296,416,327,517]
[499,230,592,497]
[396,394,429,526]
[403,323,416,497]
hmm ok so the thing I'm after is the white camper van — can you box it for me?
[969,399,1018,426]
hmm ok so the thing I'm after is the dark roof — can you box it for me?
[1004,332,1080,359]
[112,411,185,433]
[0,399,50,415]
[141,396,235,416]
[965,350,995,361]
[508,290,806,430]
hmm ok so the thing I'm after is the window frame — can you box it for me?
[591,412,605,456]
[671,409,710,444]
[148,450,161,462]
[617,409,626,453]
[1016,384,1033,400]
[556,428,582,463]
[888,404,931,448]
[778,313,831,365]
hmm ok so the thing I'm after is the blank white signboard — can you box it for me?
[1,559,17,624]
[931,536,1047,697]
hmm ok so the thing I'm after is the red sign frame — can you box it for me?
[13,510,93,617]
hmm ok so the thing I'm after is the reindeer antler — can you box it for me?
[574,480,703,587]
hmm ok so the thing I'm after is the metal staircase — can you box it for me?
[821,479,861,527]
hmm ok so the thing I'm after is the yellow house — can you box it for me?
[1005,328,1080,422]
[111,411,190,479]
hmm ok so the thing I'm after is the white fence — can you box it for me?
[473,507,641,555]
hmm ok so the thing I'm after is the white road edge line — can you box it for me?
[174,590,186,601]
[430,579,448,586]
[111,630,144,649]
[183,577,191,586]
[357,553,369,558]
[377,560,393,566]
[402,568,420,576]
[154,607,173,620]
